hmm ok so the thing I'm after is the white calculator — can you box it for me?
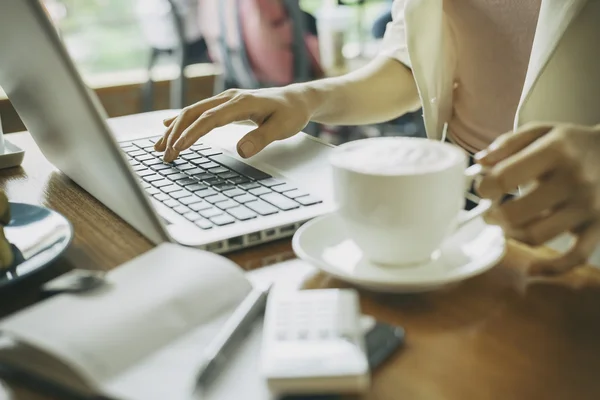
[260,288,370,395]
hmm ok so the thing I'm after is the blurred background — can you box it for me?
[1,0,424,141]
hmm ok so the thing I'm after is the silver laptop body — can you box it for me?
[0,0,335,253]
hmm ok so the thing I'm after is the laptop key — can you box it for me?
[187,168,205,175]
[194,173,214,181]
[161,185,181,193]
[246,200,279,216]
[190,201,212,212]
[223,188,245,198]
[133,139,155,148]
[273,183,296,193]
[170,190,191,199]
[183,212,201,222]
[196,188,218,198]
[200,207,223,218]
[129,160,140,166]
[176,178,197,186]
[153,193,170,202]
[150,163,170,171]
[201,161,220,169]
[178,164,197,171]
[215,199,238,210]
[229,176,250,185]
[260,193,300,211]
[191,143,210,150]
[143,174,163,182]
[128,150,146,157]
[163,199,180,208]
[161,167,181,176]
[169,173,187,181]
[239,182,260,191]
[136,169,153,176]
[295,195,322,206]
[146,187,160,195]
[180,195,203,205]
[218,171,239,180]
[133,164,148,171]
[140,181,151,189]
[152,179,172,188]
[187,183,209,192]
[199,148,222,157]
[213,183,236,192]
[210,214,235,226]
[190,156,212,165]
[233,193,257,204]
[180,149,194,155]
[210,153,271,180]
[173,159,187,166]
[204,177,223,186]
[121,145,137,152]
[142,159,162,166]
[195,219,213,230]
[174,205,190,214]
[208,166,229,175]
[205,194,228,204]
[283,189,308,199]
[249,186,271,196]
[259,178,285,187]
[227,206,257,221]
[135,154,153,161]
[182,153,201,160]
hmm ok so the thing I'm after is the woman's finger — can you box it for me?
[512,199,593,247]
[171,96,265,154]
[154,119,176,151]
[161,96,234,160]
[492,169,576,228]
[162,116,177,127]
[475,123,553,165]
[529,219,600,276]
[477,133,563,199]
[236,113,293,158]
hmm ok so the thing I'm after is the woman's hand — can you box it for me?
[475,122,600,275]
[154,87,315,162]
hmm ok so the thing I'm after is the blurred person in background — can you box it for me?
[135,0,209,64]
[371,0,393,39]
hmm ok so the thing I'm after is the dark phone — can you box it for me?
[281,321,405,400]
[365,321,405,369]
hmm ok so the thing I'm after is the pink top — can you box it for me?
[444,0,542,153]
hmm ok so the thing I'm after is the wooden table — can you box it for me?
[1,131,600,400]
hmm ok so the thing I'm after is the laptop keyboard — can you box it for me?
[119,137,322,230]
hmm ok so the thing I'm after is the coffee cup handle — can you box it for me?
[456,164,495,228]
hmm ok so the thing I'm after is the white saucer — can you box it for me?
[292,213,506,293]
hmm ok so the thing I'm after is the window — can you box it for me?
[43,0,150,76]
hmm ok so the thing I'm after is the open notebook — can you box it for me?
[0,243,261,400]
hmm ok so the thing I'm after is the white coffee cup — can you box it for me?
[330,136,492,266]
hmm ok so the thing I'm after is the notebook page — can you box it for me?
[0,243,251,387]
[103,259,318,400]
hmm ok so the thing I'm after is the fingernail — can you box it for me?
[164,148,175,162]
[173,138,185,151]
[239,141,255,158]
[154,138,163,149]
[474,149,488,161]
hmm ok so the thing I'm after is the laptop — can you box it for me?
[0,0,335,253]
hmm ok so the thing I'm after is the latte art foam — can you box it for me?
[331,137,462,175]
